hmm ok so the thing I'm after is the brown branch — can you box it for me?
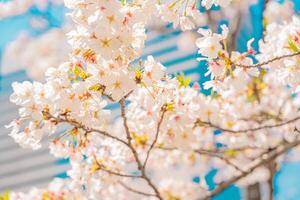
[228,11,242,52]
[195,149,246,173]
[93,158,141,178]
[218,157,245,173]
[238,111,282,124]
[99,166,140,178]
[119,99,163,200]
[143,106,167,169]
[45,95,161,199]
[157,144,251,173]
[158,145,265,158]
[43,111,128,146]
[101,168,139,178]
[195,146,261,153]
[118,181,157,197]
[207,10,217,32]
[200,138,300,200]
[235,51,300,68]
[124,90,134,99]
[102,93,115,102]
[195,115,300,133]
[267,160,276,200]
[157,145,247,173]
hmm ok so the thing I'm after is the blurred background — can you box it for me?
[0,0,300,199]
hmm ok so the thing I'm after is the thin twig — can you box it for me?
[102,93,115,102]
[143,107,167,168]
[195,149,246,173]
[43,111,128,146]
[157,145,246,173]
[207,10,217,32]
[159,145,262,153]
[119,99,163,200]
[266,160,276,200]
[195,115,300,133]
[93,157,141,178]
[228,10,242,52]
[200,138,300,200]
[235,51,300,68]
[118,181,157,197]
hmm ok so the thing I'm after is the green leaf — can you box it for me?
[263,17,268,29]
[163,102,175,112]
[176,73,190,88]
[224,149,237,157]
[210,90,219,99]
[73,65,89,80]
[120,0,127,5]
[89,83,105,94]
[134,68,143,84]
[0,191,10,200]
[288,36,299,53]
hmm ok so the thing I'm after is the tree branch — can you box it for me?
[92,157,141,178]
[200,138,300,200]
[228,10,242,52]
[195,115,300,133]
[195,149,246,173]
[43,111,128,145]
[118,181,157,197]
[102,93,115,102]
[267,160,276,200]
[143,106,167,169]
[235,51,300,68]
[119,99,163,200]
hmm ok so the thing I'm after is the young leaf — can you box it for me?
[176,73,191,88]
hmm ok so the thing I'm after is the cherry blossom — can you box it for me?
[3,0,300,200]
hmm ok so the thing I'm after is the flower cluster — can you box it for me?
[8,179,87,200]
[258,16,300,92]
[157,1,207,31]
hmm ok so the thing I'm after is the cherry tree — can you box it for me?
[3,0,300,200]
